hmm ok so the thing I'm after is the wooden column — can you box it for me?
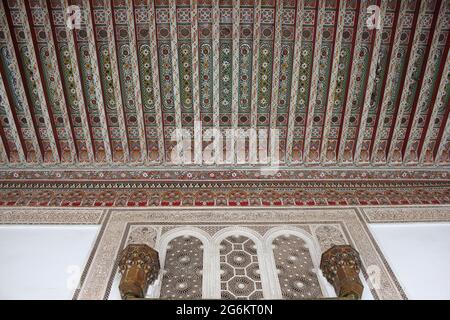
[118,244,160,299]
[320,245,363,299]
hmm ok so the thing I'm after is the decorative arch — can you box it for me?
[153,227,213,299]
[212,227,270,299]
[263,226,332,298]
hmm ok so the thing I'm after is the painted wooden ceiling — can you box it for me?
[0,0,449,168]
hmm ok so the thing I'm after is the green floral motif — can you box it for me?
[296,44,313,117]
[350,45,370,118]
[379,46,407,135]
[39,45,67,138]
[178,44,193,112]
[98,45,117,114]
[118,45,136,113]
[78,45,99,116]
[59,46,80,116]
[220,42,232,114]
[238,43,252,114]
[316,44,332,115]
[257,43,273,113]
[200,43,213,113]
[368,46,389,115]
[404,47,426,113]
[330,47,351,125]
[139,44,155,113]
[118,44,140,139]
[1,47,25,113]
[277,44,293,114]
[19,46,43,115]
[158,44,174,113]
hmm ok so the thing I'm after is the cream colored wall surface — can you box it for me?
[369,223,450,300]
[0,225,99,299]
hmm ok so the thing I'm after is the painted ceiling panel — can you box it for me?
[0,0,449,168]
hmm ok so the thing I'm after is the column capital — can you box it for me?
[320,245,364,299]
[118,244,160,299]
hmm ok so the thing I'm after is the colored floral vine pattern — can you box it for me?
[20,47,43,115]
[179,43,193,113]
[159,44,175,113]
[296,44,313,117]
[79,46,98,115]
[98,46,117,114]
[200,43,213,114]
[277,44,293,115]
[238,43,252,115]
[1,47,25,114]
[258,43,273,113]
[119,44,140,140]
[328,47,351,141]
[39,45,67,139]
[139,44,155,113]
[220,42,232,114]
[311,45,331,140]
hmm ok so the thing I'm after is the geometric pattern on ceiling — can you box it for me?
[0,0,449,168]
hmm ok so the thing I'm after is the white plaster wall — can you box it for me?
[0,225,99,300]
[369,223,450,300]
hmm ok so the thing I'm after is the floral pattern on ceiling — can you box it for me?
[0,0,448,168]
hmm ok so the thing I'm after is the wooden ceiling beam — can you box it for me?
[337,0,365,163]
[403,0,447,163]
[39,0,78,163]
[1,1,43,162]
[168,0,182,132]
[190,0,202,164]
[62,0,95,163]
[104,0,130,163]
[303,0,325,163]
[286,0,306,164]
[0,71,25,162]
[268,0,283,160]
[148,0,166,164]
[126,0,148,163]
[85,0,113,163]
[230,0,241,163]
[354,0,387,164]
[387,0,433,164]
[320,0,346,163]
[21,0,61,163]
[250,0,262,132]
